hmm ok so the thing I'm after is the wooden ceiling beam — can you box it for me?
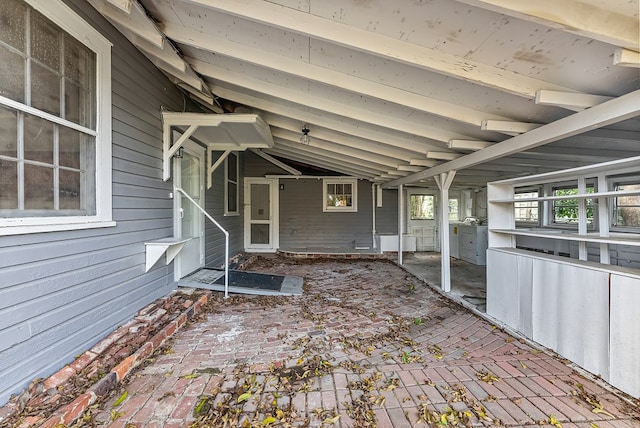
[185,0,572,98]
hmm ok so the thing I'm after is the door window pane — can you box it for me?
[251,184,269,220]
[251,224,270,244]
[410,195,434,220]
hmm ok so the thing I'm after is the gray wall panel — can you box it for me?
[375,189,399,234]
[244,151,288,177]
[279,179,374,248]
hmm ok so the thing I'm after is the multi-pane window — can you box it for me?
[613,183,640,227]
[410,195,434,220]
[323,179,357,212]
[514,191,539,223]
[448,198,459,221]
[0,0,111,233]
[224,152,239,215]
[552,185,595,224]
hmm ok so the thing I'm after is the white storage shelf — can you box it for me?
[486,155,640,399]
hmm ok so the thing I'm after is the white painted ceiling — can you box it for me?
[89,0,640,189]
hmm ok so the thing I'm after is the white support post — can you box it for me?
[435,171,456,292]
[597,174,610,264]
[398,184,404,265]
[577,176,588,261]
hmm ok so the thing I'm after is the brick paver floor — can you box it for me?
[92,257,640,427]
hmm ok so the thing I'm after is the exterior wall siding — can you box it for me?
[279,179,374,248]
[0,0,188,404]
[375,189,399,234]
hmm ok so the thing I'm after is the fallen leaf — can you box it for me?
[549,414,562,427]
[181,373,200,380]
[112,391,128,407]
[322,414,341,424]
[237,392,252,403]
[262,416,276,425]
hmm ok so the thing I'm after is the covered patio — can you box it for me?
[5,256,637,427]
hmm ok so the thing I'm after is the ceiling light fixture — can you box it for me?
[300,124,311,145]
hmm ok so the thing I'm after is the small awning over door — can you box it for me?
[162,112,274,182]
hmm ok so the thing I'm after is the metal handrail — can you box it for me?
[175,187,229,298]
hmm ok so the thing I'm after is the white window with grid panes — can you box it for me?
[323,178,357,212]
[0,0,112,235]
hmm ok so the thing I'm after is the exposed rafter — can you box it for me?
[189,58,468,143]
[614,48,640,68]
[209,85,441,155]
[385,90,640,188]
[185,0,573,98]
[535,90,613,111]
[164,22,510,128]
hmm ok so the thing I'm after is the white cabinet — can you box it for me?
[457,225,488,265]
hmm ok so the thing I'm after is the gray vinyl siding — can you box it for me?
[204,152,245,268]
[0,0,187,404]
[244,151,289,177]
[279,179,375,248]
[375,189,399,234]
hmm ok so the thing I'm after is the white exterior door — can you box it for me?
[244,178,278,252]
[174,141,205,279]
[407,189,438,251]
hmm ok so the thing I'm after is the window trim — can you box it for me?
[409,194,435,220]
[609,176,640,232]
[0,0,113,235]
[547,180,597,230]
[323,178,358,212]
[514,186,541,227]
[224,152,239,216]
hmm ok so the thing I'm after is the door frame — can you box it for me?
[406,188,439,251]
[173,139,205,280]
[244,177,279,252]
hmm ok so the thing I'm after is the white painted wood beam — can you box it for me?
[270,139,386,173]
[119,27,185,72]
[385,89,640,188]
[409,159,441,167]
[426,152,464,160]
[481,120,542,134]
[106,0,131,14]
[535,90,613,111]
[264,148,375,178]
[397,165,425,172]
[274,138,392,172]
[614,48,640,68]
[250,149,302,176]
[88,0,164,48]
[190,59,466,143]
[387,170,410,176]
[164,22,508,127]
[262,114,422,161]
[185,0,572,98]
[270,128,404,167]
[448,140,494,150]
[454,0,640,50]
[209,85,441,155]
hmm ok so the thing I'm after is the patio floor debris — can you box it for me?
[3,255,639,427]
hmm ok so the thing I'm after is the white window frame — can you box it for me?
[0,0,113,236]
[547,180,597,229]
[514,186,541,227]
[610,176,640,232]
[224,152,239,216]
[323,178,358,212]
